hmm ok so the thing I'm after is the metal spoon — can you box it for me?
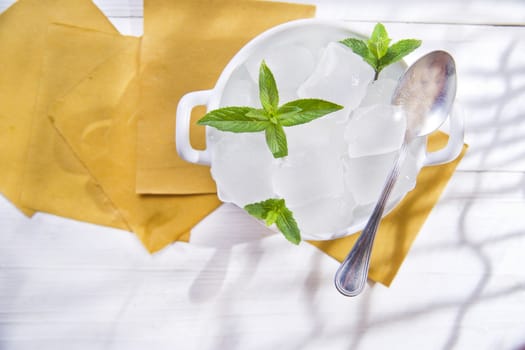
[334,50,457,297]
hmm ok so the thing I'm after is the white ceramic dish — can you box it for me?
[176,19,464,240]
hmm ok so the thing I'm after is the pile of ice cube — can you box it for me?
[209,37,423,240]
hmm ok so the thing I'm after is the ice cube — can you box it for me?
[360,79,398,107]
[378,62,406,81]
[244,44,316,94]
[220,78,258,107]
[220,66,259,107]
[345,152,397,205]
[273,149,345,207]
[297,42,374,110]
[345,104,406,158]
[285,109,350,157]
[344,140,421,206]
[289,193,356,238]
[210,132,275,207]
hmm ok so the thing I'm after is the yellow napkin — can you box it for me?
[20,24,130,229]
[0,0,118,217]
[310,133,468,286]
[136,0,316,194]
[48,28,220,252]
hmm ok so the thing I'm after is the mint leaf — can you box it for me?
[244,198,301,244]
[245,108,270,121]
[244,199,273,220]
[265,210,279,226]
[274,105,301,120]
[197,106,269,132]
[367,23,390,59]
[380,39,422,70]
[259,60,279,113]
[278,99,344,127]
[339,38,377,68]
[265,123,287,158]
[275,206,300,245]
[340,23,421,80]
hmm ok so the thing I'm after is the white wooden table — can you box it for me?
[1,1,525,349]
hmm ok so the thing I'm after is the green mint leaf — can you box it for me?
[244,198,282,223]
[265,210,279,226]
[274,105,301,120]
[197,106,269,132]
[367,23,391,59]
[379,39,422,70]
[245,108,270,121]
[244,198,301,245]
[277,99,343,127]
[244,199,273,220]
[259,60,279,114]
[265,122,287,158]
[275,206,301,245]
[339,38,377,68]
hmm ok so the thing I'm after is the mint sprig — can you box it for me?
[244,198,300,244]
[340,23,421,80]
[197,61,343,158]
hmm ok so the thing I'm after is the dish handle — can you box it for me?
[423,103,465,167]
[176,90,213,166]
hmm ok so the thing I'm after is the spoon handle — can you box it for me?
[334,142,408,296]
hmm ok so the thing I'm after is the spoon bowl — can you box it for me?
[334,50,457,297]
[393,50,457,139]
